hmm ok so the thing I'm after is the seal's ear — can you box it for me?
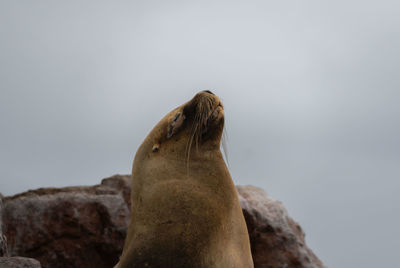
[167,112,185,138]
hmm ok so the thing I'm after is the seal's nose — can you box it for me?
[202,90,214,95]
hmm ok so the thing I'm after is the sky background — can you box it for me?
[1,1,399,267]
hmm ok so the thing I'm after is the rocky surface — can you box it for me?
[238,185,325,268]
[2,175,130,268]
[1,175,325,268]
[0,193,8,257]
[0,257,41,268]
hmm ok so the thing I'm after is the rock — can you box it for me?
[0,193,8,257]
[238,185,325,268]
[2,175,325,268]
[2,175,130,268]
[0,257,41,268]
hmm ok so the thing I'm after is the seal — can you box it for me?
[114,91,254,268]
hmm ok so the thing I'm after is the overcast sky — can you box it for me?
[1,1,399,267]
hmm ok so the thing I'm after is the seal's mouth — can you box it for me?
[193,100,224,137]
[211,102,223,119]
[202,102,223,134]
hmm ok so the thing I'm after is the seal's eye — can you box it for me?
[173,113,181,122]
[167,112,185,139]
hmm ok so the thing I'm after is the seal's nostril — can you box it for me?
[203,90,214,95]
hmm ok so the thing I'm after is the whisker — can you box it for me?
[185,95,220,174]
[222,126,229,166]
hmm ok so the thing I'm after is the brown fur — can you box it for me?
[114,91,253,268]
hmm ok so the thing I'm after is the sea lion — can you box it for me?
[115,91,254,268]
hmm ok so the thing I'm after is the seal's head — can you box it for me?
[115,90,254,268]
[144,90,225,161]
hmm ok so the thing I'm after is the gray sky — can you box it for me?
[1,0,399,267]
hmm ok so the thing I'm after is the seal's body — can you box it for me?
[115,91,253,268]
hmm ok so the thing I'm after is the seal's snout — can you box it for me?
[185,91,220,116]
[191,91,224,120]
[177,91,225,147]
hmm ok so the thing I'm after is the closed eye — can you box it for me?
[173,113,181,122]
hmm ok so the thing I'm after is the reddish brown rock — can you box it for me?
[0,257,41,268]
[2,175,324,268]
[2,175,130,268]
[0,193,8,258]
[238,185,325,268]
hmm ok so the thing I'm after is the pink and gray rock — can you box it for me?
[1,175,325,268]
[238,185,325,268]
[2,175,131,268]
[0,257,41,268]
[0,193,8,258]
